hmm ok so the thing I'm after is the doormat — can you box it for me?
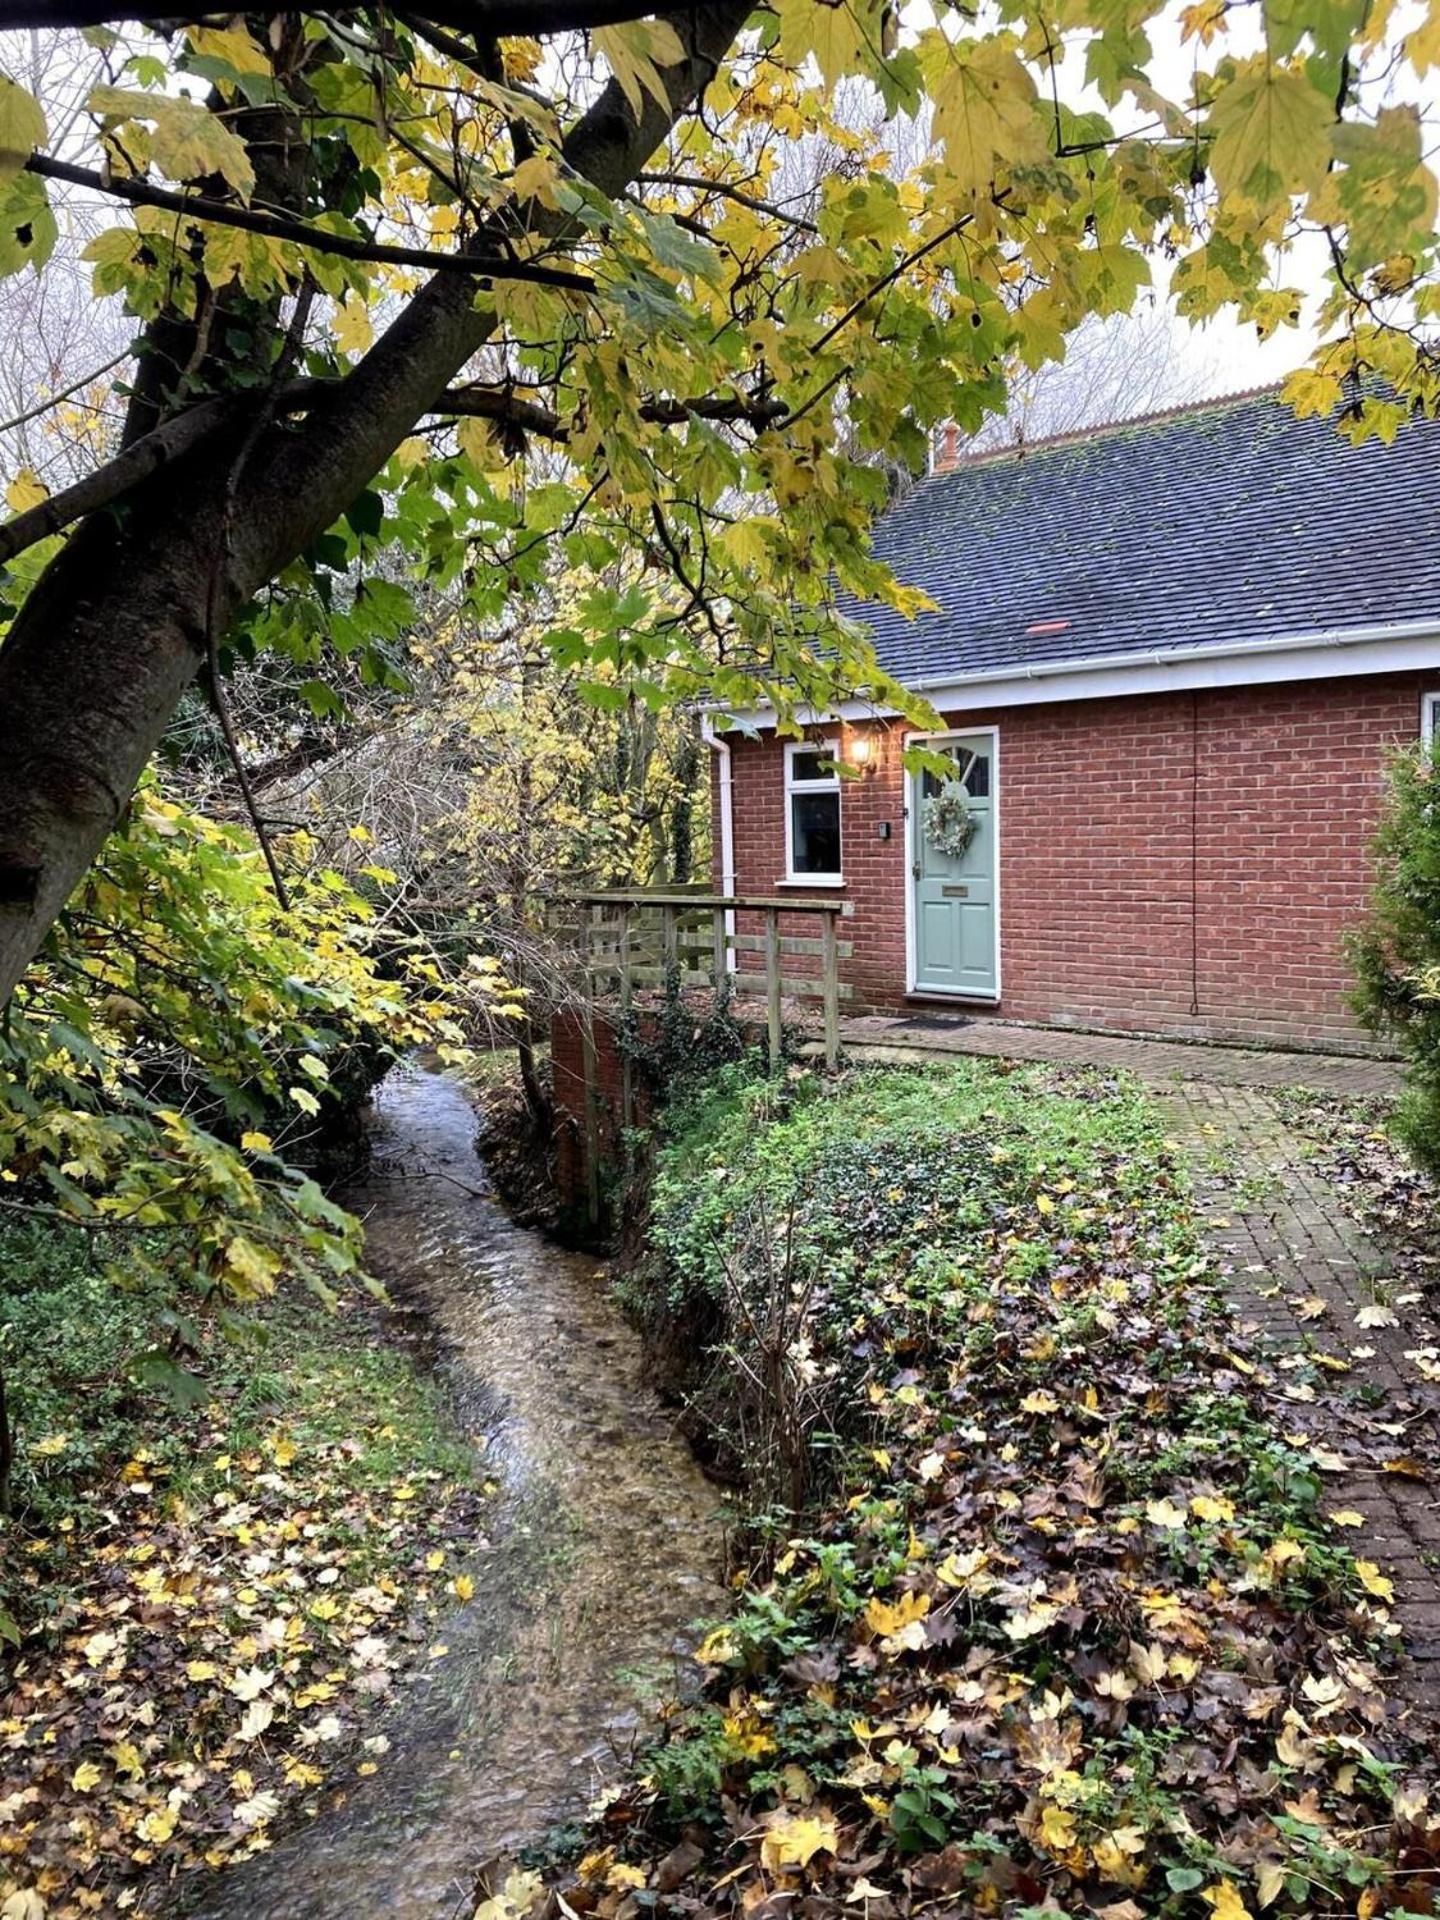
[889,1014,974,1033]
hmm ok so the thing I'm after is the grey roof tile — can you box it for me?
[838,391,1440,685]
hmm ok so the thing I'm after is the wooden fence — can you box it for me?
[554,888,851,1068]
[547,892,852,1204]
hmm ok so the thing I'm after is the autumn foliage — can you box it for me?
[562,1063,1432,1920]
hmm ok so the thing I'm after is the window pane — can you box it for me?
[791,792,841,874]
[923,749,989,798]
[790,749,833,784]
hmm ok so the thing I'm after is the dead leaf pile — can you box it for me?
[544,1064,1439,1920]
[1,1310,491,1917]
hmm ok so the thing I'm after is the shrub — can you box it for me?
[1349,742,1440,1173]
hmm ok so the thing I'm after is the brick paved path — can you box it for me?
[831,1011,1403,1097]
[828,1017,1440,1721]
[1163,1081,1440,1722]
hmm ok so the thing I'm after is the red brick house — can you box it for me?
[707,391,1440,1052]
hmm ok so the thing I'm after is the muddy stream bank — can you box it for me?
[188,1061,726,1918]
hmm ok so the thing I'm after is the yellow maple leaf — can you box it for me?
[71,1759,103,1792]
[5,467,47,514]
[864,1591,930,1638]
[1020,1389,1059,1415]
[1203,1881,1254,1920]
[452,1573,475,1602]
[930,35,1046,200]
[1191,1495,1235,1523]
[188,25,271,75]
[1038,1803,1077,1851]
[1146,1498,1189,1529]
[474,1867,543,1920]
[0,73,47,176]
[1356,1560,1396,1603]
[760,1810,841,1874]
[138,1803,178,1844]
[591,18,686,123]
[1207,56,1333,210]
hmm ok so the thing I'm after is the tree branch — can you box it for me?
[636,170,820,234]
[435,382,790,438]
[0,0,661,29]
[27,154,596,291]
[0,392,243,567]
[0,350,132,436]
[0,376,788,568]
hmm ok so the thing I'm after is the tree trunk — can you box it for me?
[0,1,750,1008]
[0,1355,12,1516]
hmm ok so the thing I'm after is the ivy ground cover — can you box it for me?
[552,1061,1437,1920]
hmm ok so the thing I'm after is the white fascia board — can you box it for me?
[718,621,1440,731]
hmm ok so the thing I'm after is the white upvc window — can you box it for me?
[1423,691,1440,748]
[784,739,843,882]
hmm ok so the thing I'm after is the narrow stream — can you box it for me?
[190,1061,726,1919]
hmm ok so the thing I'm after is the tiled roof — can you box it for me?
[839,390,1440,686]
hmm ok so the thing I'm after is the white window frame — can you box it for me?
[782,738,844,885]
[1423,691,1440,748]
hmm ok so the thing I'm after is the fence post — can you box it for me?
[578,906,601,1226]
[822,910,840,1070]
[618,905,634,1132]
[661,902,679,984]
[765,907,782,1071]
[710,904,727,994]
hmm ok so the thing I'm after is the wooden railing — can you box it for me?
[554,889,852,1072]
[545,888,851,1222]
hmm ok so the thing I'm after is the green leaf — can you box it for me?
[0,75,45,178]
[1167,1867,1206,1893]
[1206,56,1333,210]
[87,85,256,200]
[344,489,384,540]
[0,169,56,279]
[929,36,1047,199]
[127,1347,212,1410]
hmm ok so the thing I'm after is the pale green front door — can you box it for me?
[911,734,998,998]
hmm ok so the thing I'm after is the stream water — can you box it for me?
[189,1061,726,1919]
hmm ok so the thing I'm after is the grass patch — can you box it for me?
[556,1059,1430,1920]
[1,1219,490,1914]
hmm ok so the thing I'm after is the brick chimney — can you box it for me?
[932,420,962,474]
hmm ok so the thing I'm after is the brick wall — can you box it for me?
[713,672,1433,1050]
[549,1005,652,1224]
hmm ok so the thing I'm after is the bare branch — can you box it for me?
[27,155,597,291]
[0,350,131,437]
[435,383,790,438]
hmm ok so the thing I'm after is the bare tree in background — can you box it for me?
[967,303,1219,453]
[0,31,132,490]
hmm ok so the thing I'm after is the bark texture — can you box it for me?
[0,1,750,1004]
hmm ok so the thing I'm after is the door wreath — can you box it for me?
[922,776,978,860]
